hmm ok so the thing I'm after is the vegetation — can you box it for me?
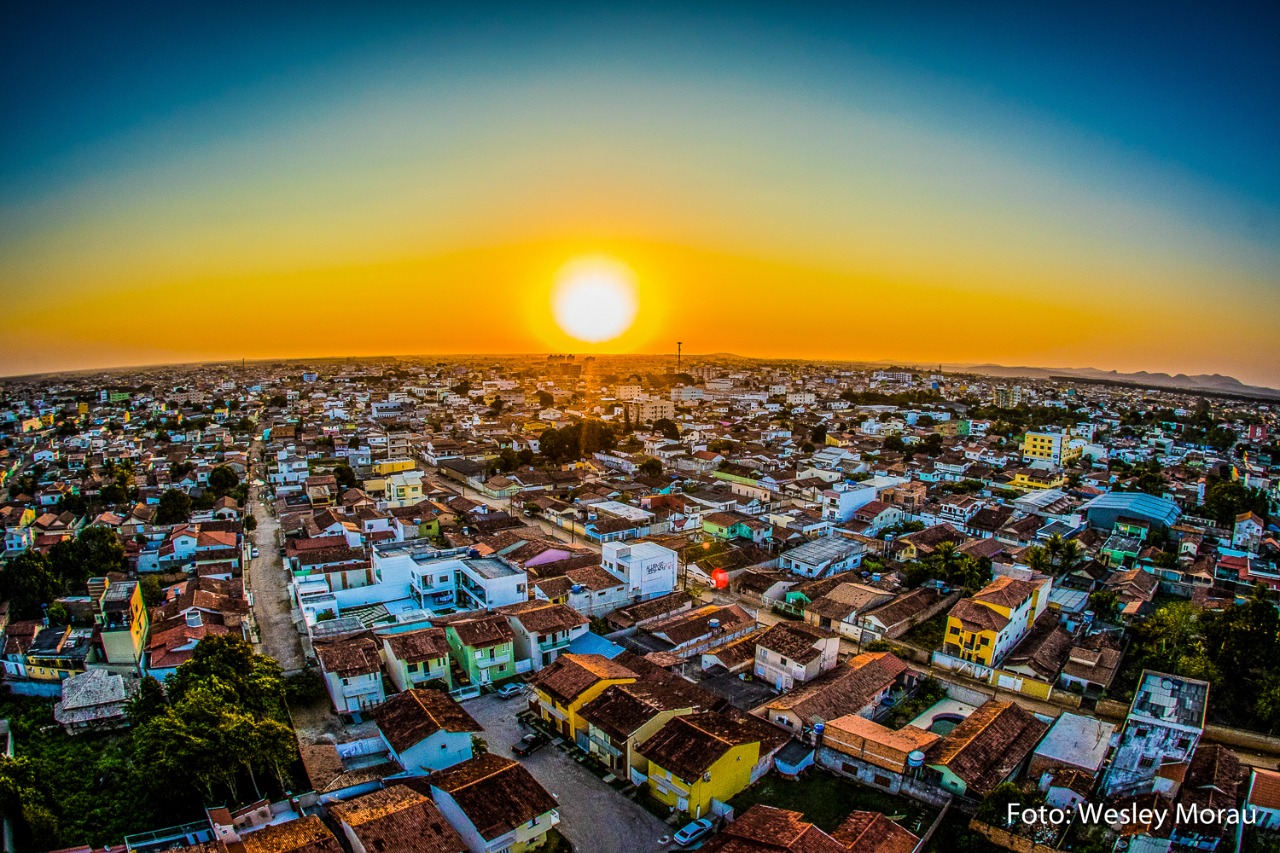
[155,488,192,524]
[728,770,933,836]
[1119,594,1280,731]
[538,420,618,463]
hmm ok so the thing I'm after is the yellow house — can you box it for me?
[527,653,637,742]
[942,576,1048,668]
[1021,431,1081,466]
[95,579,150,669]
[383,471,425,508]
[638,712,774,818]
[1008,468,1066,491]
[372,458,416,476]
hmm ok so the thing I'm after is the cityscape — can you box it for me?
[2,4,1279,853]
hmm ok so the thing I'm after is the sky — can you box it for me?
[2,1,1279,384]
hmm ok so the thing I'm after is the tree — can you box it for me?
[140,575,164,607]
[638,458,663,478]
[810,425,827,444]
[0,551,61,618]
[536,390,554,408]
[156,489,192,525]
[653,418,679,440]
[243,513,257,532]
[921,433,944,457]
[126,676,170,727]
[49,526,127,591]
[1203,476,1269,527]
[55,494,87,517]
[332,462,358,491]
[207,465,239,497]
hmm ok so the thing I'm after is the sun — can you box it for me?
[551,257,639,343]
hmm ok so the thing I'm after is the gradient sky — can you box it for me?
[2,2,1279,384]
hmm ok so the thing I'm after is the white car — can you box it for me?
[673,818,715,848]
[251,547,260,558]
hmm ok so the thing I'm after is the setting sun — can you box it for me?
[551,257,640,343]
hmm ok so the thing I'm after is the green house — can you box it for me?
[444,614,517,687]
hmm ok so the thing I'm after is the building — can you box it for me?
[455,557,528,610]
[601,540,678,602]
[940,575,1050,669]
[378,626,452,692]
[499,600,589,671]
[703,804,849,853]
[924,700,1050,799]
[427,753,561,853]
[1028,711,1117,783]
[52,668,139,734]
[1102,670,1209,798]
[753,622,840,692]
[754,651,912,734]
[443,614,517,688]
[638,710,783,818]
[992,386,1022,408]
[1022,430,1080,466]
[328,785,466,853]
[371,688,482,773]
[777,537,867,579]
[527,653,637,742]
[315,634,386,716]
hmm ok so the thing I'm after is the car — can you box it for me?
[673,818,715,848]
[511,733,547,757]
[251,547,260,558]
[495,682,525,699]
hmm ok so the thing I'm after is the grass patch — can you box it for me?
[0,694,205,851]
[727,771,934,836]
[901,611,949,650]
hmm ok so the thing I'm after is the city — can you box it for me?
[2,3,1278,853]
[0,356,1278,853]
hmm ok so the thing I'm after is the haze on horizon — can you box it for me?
[1,2,1278,384]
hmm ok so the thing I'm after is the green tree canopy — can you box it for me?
[155,489,193,525]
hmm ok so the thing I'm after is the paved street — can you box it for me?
[464,693,674,853]
[246,442,305,672]
[441,472,601,553]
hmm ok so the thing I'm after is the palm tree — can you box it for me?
[1057,539,1083,576]
[1025,546,1051,575]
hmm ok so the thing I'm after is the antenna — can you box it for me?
[677,341,682,373]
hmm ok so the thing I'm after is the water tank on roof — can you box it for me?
[907,750,926,768]
[185,610,203,629]
[467,548,481,559]
[571,584,586,594]
[871,573,882,583]
[709,618,721,631]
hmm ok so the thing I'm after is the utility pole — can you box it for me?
[677,341,682,373]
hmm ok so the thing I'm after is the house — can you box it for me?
[777,537,867,579]
[25,626,95,681]
[327,785,466,853]
[753,622,840,692]
[1057,632,1123,699]
[527,652,637,742]
[601,540,679,601]
[239,815,344,853]
[924,699,1050,799]
[703,511,772,544]
[754,651,912,734]
[578,674,710,780]
[801,582,893,640]
[1169,744,1243,851]
[1246,767,1280,830]
[52,668,139,734]
[371,688,482,773]
[818,713,939,790]
[636,604,757,658]
[940,575,1050,669]
[638,710,785,819]
[702,804,848,853]
[498,600,589,671]
[831,810,920,853]
[315,634,386,716]
[1028,711,1117,783]
[378,626,452,692]
[1233,512,1265,551]
[443,614,517,688]
[1102,670,1209,798]
[858,587,949,644]
[427,753,561,853]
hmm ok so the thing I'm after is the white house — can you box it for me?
[371,687,481,774]
[601,540,678,601]
[428,754,561,853]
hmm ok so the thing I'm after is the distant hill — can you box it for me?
[937,363,1280,401]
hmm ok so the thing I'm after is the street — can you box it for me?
[464,693,675,853]
[441,471,601,553]
[245,440,305,672]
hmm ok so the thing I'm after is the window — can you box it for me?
[1139,756,1154,769]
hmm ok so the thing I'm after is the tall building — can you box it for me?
[993,385,1022,408]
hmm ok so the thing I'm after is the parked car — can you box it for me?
[495,682,525,699]
[512,733,547,757]
[673,818,715,848]
[251,547,260,558]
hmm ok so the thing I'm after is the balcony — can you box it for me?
[475,652,512,668]
[538,635,571,653]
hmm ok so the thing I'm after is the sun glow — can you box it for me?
[551,257,639,343]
